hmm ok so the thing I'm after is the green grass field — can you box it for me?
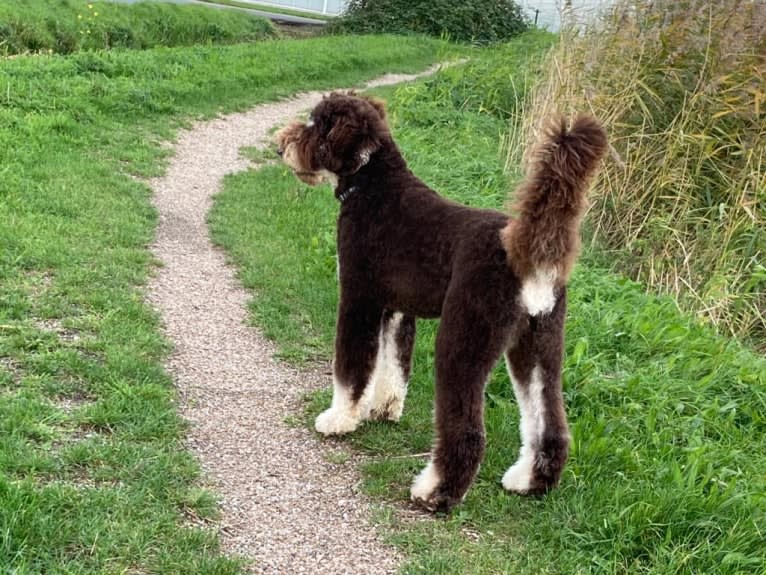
[0,35,444,573]
[209,33,766,574]
[0,0,274,55]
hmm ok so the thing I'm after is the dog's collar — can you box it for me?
[336,185,360,204]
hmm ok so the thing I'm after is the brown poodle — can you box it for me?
[275,92,607,512]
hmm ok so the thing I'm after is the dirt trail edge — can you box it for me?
[145,65,444,574]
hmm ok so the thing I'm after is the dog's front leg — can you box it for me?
[367,310,416,422]
[315,296,383,435]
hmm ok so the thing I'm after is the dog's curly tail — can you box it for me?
[501,115,607,283]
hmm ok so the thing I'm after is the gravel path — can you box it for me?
[145,66,443,574]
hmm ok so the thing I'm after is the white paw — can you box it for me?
[384,397,404,421]
[315,407,360,435]
[410,460,440,502]
[501,458,534,493]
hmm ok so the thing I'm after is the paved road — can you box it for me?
[111,0,327,26]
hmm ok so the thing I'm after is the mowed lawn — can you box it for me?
[0,35,445,573]
[210,33,766,574]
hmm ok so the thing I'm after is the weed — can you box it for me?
[518,0,766,349]
[324,451,352,465]
[240,145,280,166]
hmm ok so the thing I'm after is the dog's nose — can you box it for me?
[276,147,284,157]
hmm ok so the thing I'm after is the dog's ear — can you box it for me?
[360,96,387,122]
[318,98,387,175]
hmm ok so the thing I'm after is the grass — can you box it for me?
[519,0,766,349]
[0,0,274,55]
[0,34,445,573]
[210,32,766,574]
[199,0,334,21]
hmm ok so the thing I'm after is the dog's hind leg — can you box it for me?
[315,296,383,435]
[367,310,416,422]
[411,299,509,512]
[502,292,570,495]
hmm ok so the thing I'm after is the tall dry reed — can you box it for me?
[513,0,766,347]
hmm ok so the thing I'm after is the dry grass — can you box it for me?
[513,0,766,348]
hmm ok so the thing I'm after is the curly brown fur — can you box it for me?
[501,116,608,283]
[275,93,607,512]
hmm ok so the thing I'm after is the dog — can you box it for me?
[275,92,607,512]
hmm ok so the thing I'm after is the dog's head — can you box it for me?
[275,92,389,186]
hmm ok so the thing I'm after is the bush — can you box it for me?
[329,0,528,44]
[517,0,766,348]
[0,0,274,55]
[397,30,555,122]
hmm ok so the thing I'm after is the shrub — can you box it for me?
[329,0,529,44]
[516,0,766,348]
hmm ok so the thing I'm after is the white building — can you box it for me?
[518,0,615,31]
